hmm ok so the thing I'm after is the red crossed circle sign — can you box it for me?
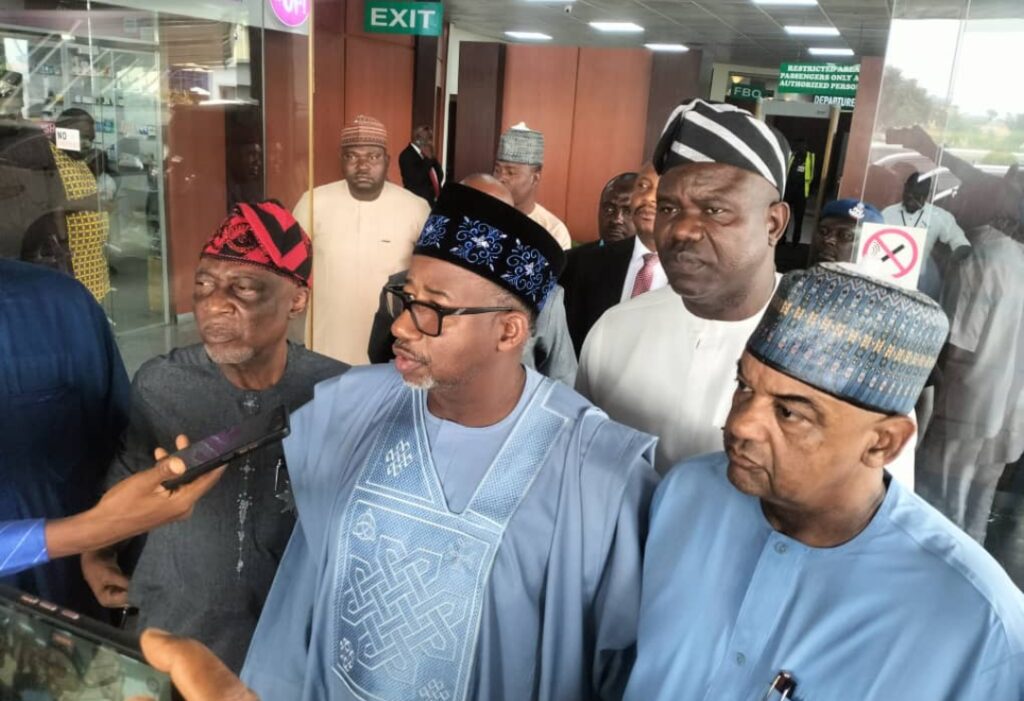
[861,227,920,279]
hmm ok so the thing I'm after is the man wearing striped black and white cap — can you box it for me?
[576,99,793,473]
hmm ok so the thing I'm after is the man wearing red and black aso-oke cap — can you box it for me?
[82,201,347,673]
[243,183,658,701]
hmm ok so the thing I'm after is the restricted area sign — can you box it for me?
[854,223,927,290]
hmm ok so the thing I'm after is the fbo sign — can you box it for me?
[365,1,443,36]
[269,0,309,27]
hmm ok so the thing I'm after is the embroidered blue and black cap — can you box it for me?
[413,183,566,312]
[746,263,949,415]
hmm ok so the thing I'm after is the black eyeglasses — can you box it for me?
[383,285,516,337]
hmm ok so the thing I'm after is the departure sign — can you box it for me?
[365,1,443,36]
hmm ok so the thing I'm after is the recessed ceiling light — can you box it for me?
[808,47,855,56]
[589,22,645,33]
[784,25,839,36]
[752,0,818,6]
[505,31,553,41]
[645,43,689,52]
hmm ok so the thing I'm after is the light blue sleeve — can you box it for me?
[586,422,659,700]
[0,520,48,578]
[241,521,318,698]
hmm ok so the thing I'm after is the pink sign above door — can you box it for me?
[269,0,309,27]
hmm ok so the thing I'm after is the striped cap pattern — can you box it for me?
[202,200,313,287]
[340,114,389,149]
[653,99,790,196]
[746,263,949,415]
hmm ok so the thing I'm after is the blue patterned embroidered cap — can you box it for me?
[413,183,566,312]
[820,198,883,225]
[746,263,949,415]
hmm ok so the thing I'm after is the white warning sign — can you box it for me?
[55,127,81,152]
[855,223,928,290]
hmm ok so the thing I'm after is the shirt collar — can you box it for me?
[410,142,423,158]
[632,235,655,261]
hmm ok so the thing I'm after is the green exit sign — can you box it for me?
[365,1,443,36]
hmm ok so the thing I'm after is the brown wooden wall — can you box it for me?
[502,45,580,228]
[838,56,884,201]
[499,44,657,243]
[453,42,506,181]
[264,29,311,211]
[565,48,652,243]
[165,105,227,315]
[165,0,419,314]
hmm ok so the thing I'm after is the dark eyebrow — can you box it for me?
[423,284,451,300]
[772,392,823,415]
[736,361,825,417]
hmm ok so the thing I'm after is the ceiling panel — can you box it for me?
[444,0,895,66]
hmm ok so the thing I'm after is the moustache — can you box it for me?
[393,341,429,365]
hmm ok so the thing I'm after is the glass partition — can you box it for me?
[0,0,312,371]
[868,0,1024,587]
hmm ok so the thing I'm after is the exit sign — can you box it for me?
[365,1,443,36]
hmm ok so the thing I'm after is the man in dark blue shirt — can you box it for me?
[0,256,129,613]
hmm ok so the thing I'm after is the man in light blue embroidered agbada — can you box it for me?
[625,264,1024,700]
[242,182,658,701]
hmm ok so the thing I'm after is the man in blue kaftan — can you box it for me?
[624,264,1024,700]
[242,181,658,701]
[0,257,128,612]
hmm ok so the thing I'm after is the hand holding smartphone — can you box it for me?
[161,406,290,490]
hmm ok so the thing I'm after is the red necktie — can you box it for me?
[428,164,441,200]
[631,253,659,298]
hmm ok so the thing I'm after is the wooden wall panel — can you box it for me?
[263,30,311,208]
[165,105,227,315]
[566,48,652,243]
[312,0,346,189]
[453,42,505,181]
[345,36,415,185]
[644,50,704,158]
[838,56,884,200]
[501,45,580,223]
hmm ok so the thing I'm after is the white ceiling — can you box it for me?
[444,0,892,66]
[444,0,1024,68]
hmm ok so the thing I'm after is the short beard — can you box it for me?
[204,344,256,366]
[403,375,437,391]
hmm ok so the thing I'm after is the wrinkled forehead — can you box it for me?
[197,256,284,284]
[658,161,763,199]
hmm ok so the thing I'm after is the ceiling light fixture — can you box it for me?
[808,47,855,56]
[645,43,689,52]
[784,25,839,36]
[589,22,645,33]
[505,31,553,40]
